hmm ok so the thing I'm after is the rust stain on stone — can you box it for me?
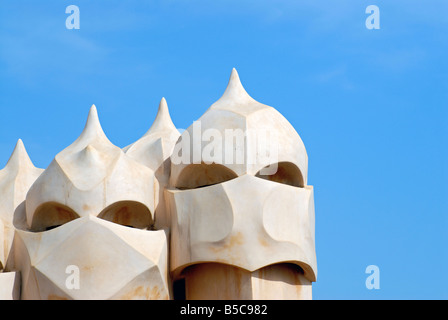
[120,285,165,300]
[212,232,244,253]
[114,206,132,226]
[258,235,269,247]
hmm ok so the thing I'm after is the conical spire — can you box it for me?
[25,104,158,227]
[54,105,121,190]
[217,68,256,104]
[143,98,178,137]
[2,139,37,174]
[0,139,43,225]
[69,104,111,151]
[123,98,180,154]
[207,68,269,116]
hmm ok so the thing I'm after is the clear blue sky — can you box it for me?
[0,1,447,299]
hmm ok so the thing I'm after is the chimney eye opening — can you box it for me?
[30,202,79,232]
[255,162,304,188]
[175,163,238,190]
[98,201,154,230]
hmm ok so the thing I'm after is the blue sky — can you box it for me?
[0,1,447,299]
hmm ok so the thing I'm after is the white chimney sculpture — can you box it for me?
[0,69,316,300]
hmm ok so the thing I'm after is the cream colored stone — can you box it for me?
[124,98,180,229]
[168,68,316,299]
[7,216,169,300]
[0,220,3,270]
[0,271,20,300]
[1,69,317,300]
[0,140,43,268]
[3,105,169,300]
[184,263,311,300]
[25,105,158,231]
[167,175,316,281]
[170,68,308,189]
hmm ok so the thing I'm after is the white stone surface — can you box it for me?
[4,105,169,300]
[167,175,316,282]
[0,140,43,268]
[25,105,158,231]
[0,69,316,300]
[125,98,180,229]
[167,68,316,299]
[170,68,308,189]
[0,271,20,300]
[8,216,169,300]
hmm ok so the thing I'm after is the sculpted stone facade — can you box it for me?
[0,69,316,300]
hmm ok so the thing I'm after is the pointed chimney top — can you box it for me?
[144,97,177,137]
[218,68,255,104]
[68,104,111,151]
[53,104,123,190]
[83,104,103,137]
[4,139,36,173]
[208,68,268,116]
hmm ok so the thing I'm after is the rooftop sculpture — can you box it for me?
[0,69,316,300]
